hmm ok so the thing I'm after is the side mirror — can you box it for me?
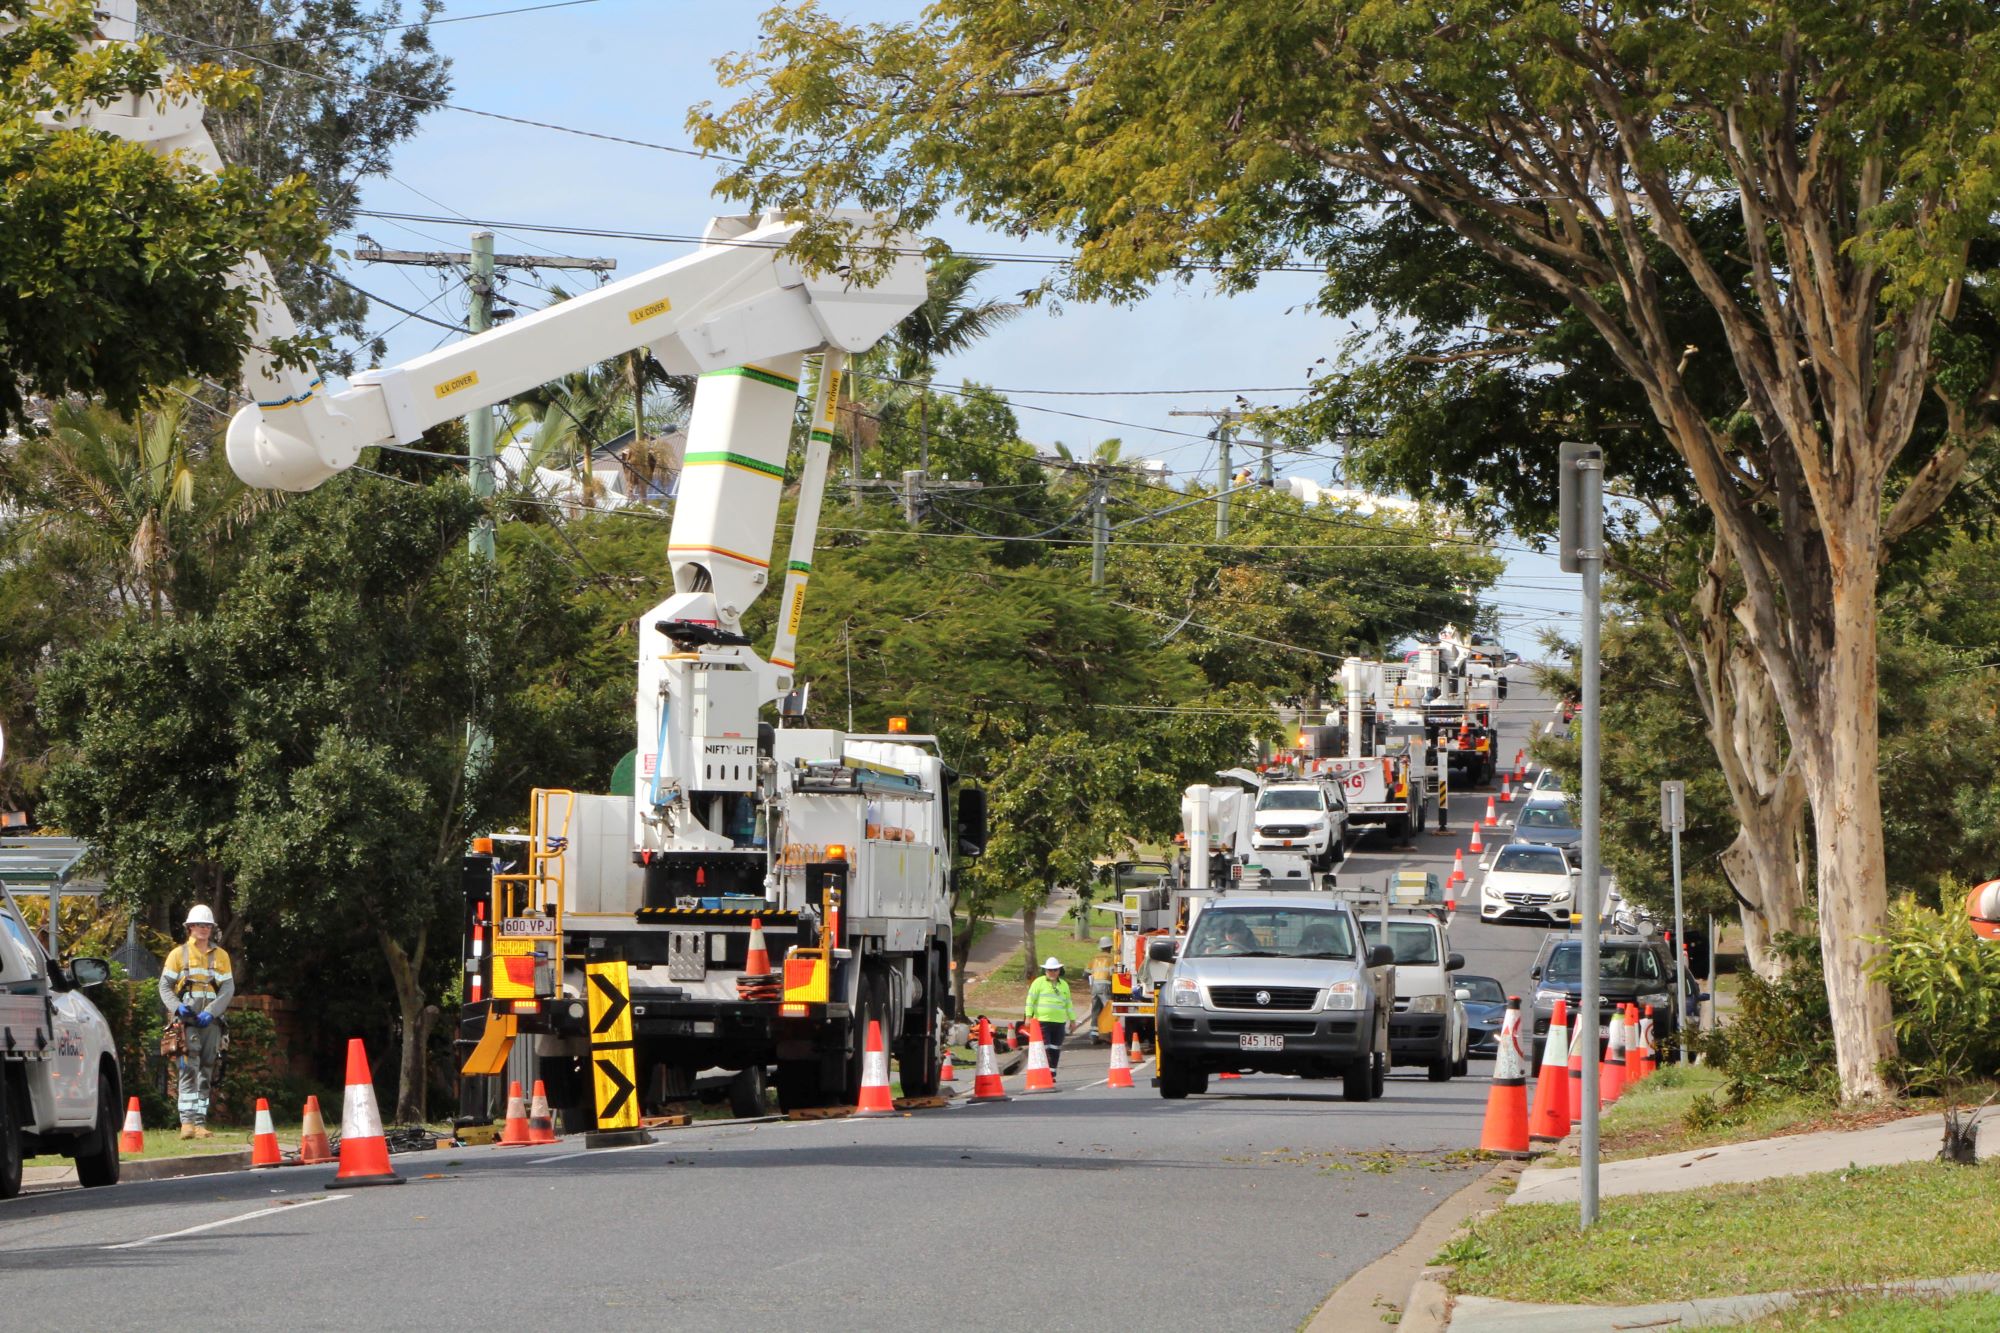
[68,957,111,988]
[954,787,988,858]
[1698,991,1713,1003]
[1366,944,1396,969]
[1446,952,1466,972]
[1529,965,1542,981]
[1147,937,1178,964]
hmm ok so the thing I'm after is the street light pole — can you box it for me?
[1664,779,1689,1066]
[1560,441,1605,1229]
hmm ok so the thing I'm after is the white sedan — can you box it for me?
[1478,842,1579,925]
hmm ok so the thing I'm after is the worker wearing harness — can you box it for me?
[158,905,234,1138]
[1024,957,1076,1075]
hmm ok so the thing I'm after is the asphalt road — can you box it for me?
[1,683,1566,1331]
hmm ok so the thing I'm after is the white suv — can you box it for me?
[1251,781,1350,870]
[1,897,123,1198]
[1479,842,1579,925]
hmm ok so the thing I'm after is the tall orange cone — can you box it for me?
[971,1018,1007,1100]
[854,1019,896,1115]
[737,916,781,1002]
[118,1096,145,1155]
[325,1038,403,1188]
[1501,777,1514,803]
[1106,1020,1135,1088]
[1128,1026,1145,1065]
[1478,998,1532,1157]
[527,1079,557,1144]
[1599,1007,1627,1108]
[250,1097,283,1168]
[1528,999,1572,1141]
[1022,1019,1056,1092]
[498,1079,533,1147]
[1448,848,1467,888]
[1568,1011,1587,1114]
[1484,796,1499,828]
[1469,820,1484,855]
[298,1094,333,1164]
[940,1047,956,1084]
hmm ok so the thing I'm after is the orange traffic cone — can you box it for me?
[298,1094,333,1164]
[1630,1005,1654,1081]
[1022,1019,1056,1092]
[498,1079,533,1147]
[1568,1013,1587,1114]
[1479,998,1532,1156]
[971,1018,1007,1100]
[1469,820,1485,855]
[744,917,771,975]
[250,1097,283,1168]
[325,1038,403,1188]
[527,1079,557,1144]
[1106,1020,1135,1088]
[1599,1007,1627,1108]
[1449,848,1468,887]
[1128,1028,1145,1066]
[1501,777,1514,803]
[1528,999,1572,1141]
[1484,796,1499,828]
[1642,1005,1662,1078]
[940,1048,956,1084]
[118,1096,145,1155]
[854,1019,896,1115]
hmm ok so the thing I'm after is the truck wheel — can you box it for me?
[0,1075,21,1199]
[1158,1063,1190,1099]
[727,1066,768,1119]
[76,1071,122,1188]
[1342,1055,1372,1102]
[895,951,944,1098]
[1388,815,1410,842]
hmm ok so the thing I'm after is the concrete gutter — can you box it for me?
[25,1148,253,1192]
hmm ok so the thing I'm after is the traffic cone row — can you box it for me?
[971,1018,1007,1100]
[854,1020,896,1115]
[250,1097,283,1168]
[1106,1020,1135,1089]
[1528,1000,1571,1141]
[1478,998,1532,1156]
[1022,1019,1056,1093]
[119,1096,145,1155]
[326,1037,402,1188]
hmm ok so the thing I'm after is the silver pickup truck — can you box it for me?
[1,889,122,1199]
[1151,894,1394,1101]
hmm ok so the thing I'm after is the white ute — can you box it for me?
[1,883,123,1198]
[1251,779,1350,870]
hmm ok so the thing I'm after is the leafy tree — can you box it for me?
[0,0,321,433]
[878,252,1023,474]
[693,2,2000,1099]
[144,0,452,364]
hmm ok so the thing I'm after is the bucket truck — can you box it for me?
[1314,657,1434,842]
[83,2,982,1122]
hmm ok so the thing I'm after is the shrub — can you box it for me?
[1869,896,2000,1094]
[1699,930,1836,1101]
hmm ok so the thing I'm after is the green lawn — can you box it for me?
[27,1123,287,1167]
[1444,1160,2000,1306]
[1748,1290,2000,1330]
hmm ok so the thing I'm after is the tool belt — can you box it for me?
[161,1019,187,1060]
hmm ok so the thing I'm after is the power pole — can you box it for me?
[1169,407,1255,539]
[1090,470,1110,586]
[1560,440,1606,1230]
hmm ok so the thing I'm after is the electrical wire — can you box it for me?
[224,0,609,50]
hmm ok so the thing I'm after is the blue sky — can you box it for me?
[336,0,1579,653]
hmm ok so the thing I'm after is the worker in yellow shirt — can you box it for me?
[1085,937,1115,1042]
[1023,957,1076,1076]
[158,905,234,1138]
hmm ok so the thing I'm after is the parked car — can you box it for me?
[1526,932,1705,1060]
[1359,913,1469,1081]
[1455,973,1508,1055]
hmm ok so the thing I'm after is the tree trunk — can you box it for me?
[1020,899,1039,982]
[1796,566,1898,1101]
[378,925,434,1124]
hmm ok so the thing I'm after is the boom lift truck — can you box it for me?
[82,0,982,1123]
[1392,631,1501,789]
[1311,657,1436,842]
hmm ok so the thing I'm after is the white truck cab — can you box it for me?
[1,887,123,1198]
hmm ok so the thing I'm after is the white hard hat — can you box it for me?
[1042,956,1063,970]
[185,904,216,927]
[1099,936,1113,950]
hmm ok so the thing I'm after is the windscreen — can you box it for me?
[1256,788,1324,812]
[1518,802,1577,829]
[1360,919,1441,965]
[1493,845,1567,874]
[1460,975,1506,1003]
[1544,944,1664,983]
[1184,907,1355,959]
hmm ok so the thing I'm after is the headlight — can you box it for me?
[1172,977,1201,1007]
[1552,886,1573,900]
[1638,992,1671,1010]
[1408,993,1447,1014]
[1324,980,1359,1010]
[1535,989,1570,1007]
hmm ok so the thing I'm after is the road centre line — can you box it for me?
[101,1194,350,1250]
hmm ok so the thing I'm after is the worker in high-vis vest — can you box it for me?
[158,905,234,1138]
[1085,938,1116,1042]
[1024,957,1076,1075]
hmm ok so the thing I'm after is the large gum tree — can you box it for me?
[693,2,2000,1099]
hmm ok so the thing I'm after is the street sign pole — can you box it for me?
[1560,441,1604,1229]
[1662,780,1689,1065]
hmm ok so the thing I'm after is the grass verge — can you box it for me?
[1444,1159,2000,1306]
[1748,1290,2000,1330]
[963,931,1104,1018]
[1538,1064,1935,1165]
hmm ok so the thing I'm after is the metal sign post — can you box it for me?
[1662,780,1689,1065]
[1560,442,1604,1229]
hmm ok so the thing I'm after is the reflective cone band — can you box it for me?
[971,1018,1006,1100]
[325,1038,403,1188]
[854,1019,895,1115]
[1128,1029,1145,1065]
[1640,1005,1661,1079]
[940,1048,956,1083]
[1022,1018,1056,1093]
[1449,848,1467,887]
[1529,999,1572,1141]
[499,1079,533,1147]
[298,1095,333,1164]
[1501,778,1514,802]
[250,1097,283,1168]
[1106,1020,1135,1088]
[1478,998,1532,1156]
[1599,1008,1627,1108]
[118,1096,144,1155]
[527,1079,557,1145]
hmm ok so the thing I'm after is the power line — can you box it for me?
[222,0,609,49]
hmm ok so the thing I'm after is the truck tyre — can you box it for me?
[895,950,944,1098]
[727,1066,768,1119]
[75,1069,122,1188]
[1373,1050,1387,1098]
[0,1074,21,1200]
[1342,1055,1372,1102]
[1427,1056,1452,1083]
[1158,1062,1191,1099]
[1388,814,1410,842]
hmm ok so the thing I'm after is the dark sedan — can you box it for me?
[1457,973,1508,1054]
